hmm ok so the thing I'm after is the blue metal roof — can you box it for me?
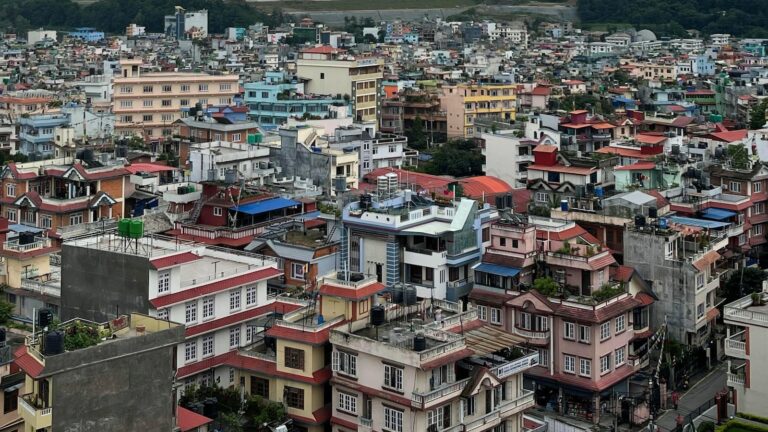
[231,197,300,215]
[668,216,730,229]
[473,263,521,277]
[700,207,737,221]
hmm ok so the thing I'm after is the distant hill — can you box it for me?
[0,0,280,35]
[577,0,768,38]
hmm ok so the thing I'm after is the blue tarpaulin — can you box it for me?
[668,216,730,229]
[472,262,521,277]
[700,207,737,221]
[231,197,300,215]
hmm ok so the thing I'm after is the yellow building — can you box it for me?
[296,46,383,122]
[113,58,239,141]
[440,83,517,138]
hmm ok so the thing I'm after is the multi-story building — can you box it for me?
[380,89,447,139]
[440,83,516,138]
[188,140,274,186]
[164,8,208,40]
[296,46,383,123]
[17,114,70,157]
[624,217,728,347]
[469,214,655,424]
[13,313,185,432]
[113,58,239,140]
[723,291,768,415]
[0,158,130,232]
[340,186,498,301]
[330,294,537,432]
[324,124,411,176]
[0,94,53,118]
[244,72,347,126]
[0,331,24,432]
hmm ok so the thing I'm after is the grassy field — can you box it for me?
[251,0,481,11]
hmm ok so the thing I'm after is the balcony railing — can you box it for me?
[447,277,473,289]
[20,393,52,416]
[513,327,550,339]
[727,372,745,386]
[463,390,535,431]
[4,237,51,252]
[411,378,471,409]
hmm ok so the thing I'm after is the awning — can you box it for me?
[472,262,521,277]
[700,208,737,221]
[231,197,300,215]
[668,216,730,229]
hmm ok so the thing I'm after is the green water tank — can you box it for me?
[129,220,144,239]
[118,219,131,237]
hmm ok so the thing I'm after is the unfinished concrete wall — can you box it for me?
[272,129,332,193]
[61,245,151,322]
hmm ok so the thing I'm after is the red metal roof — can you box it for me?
[635,134,667,145]
[126,163,177,174]
[265,320,346,345]
[611,265,635,282]
[527,164,596,175]
[150,267,283,308]
[458,176,512,199]
[318,281,385,300]
[185,301,302,337]
[177,407,213,432]
[636,292,655,306]
[615,162,657,171]
[13,346,43,378]
[149,252,202,270]
[533,144,558,153]
[708,130,748,143]
[692,250,721,271]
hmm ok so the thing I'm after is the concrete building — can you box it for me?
[164,8,208,40]
[624,218,728,347]
[26,30,56,46]
[125,23,146,38]
[296,46,383,123]
[113,58,238,140]
[440,83,517,138]
[188,140,275,186]
[723,291,768,415]
[67,28,105,43]
[13,313,184,432]
[329,295,537,432]
[0,329,24,432]
[340,186,498,301]
[323,124,412,176]
[16,114,70,157]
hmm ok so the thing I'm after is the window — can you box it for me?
[320,73,325,79]
[180,84,190,92]
[184,341,197,362]
[162,114,173,122]
[284,386,304,409]
[579,358,591,377]
[477,305,488,321]
[500,238,507,247]
[755,182,763,193]
[229,326,241,348]
[69,213,83,225]
[143,100,153,107]
[729,181,741,192]
[202,296,215,319]
[697,302,705,318]
[578,325,590,343]
[157,271,170,293]
[384,364,403,391]
[332,350,357,377]
[246,285,257,306]
[600,322,611,340]
[162,99,172,107]
[199,84,209,92]
[754,224,764,236]
[614,347,626,367]
[490,308,502,325]
[202,335,214,357]
[563,355,575,373]
[285,347,305,370]
[536,315,549,331]
[143,114,153,122]
[162,84,172,92]
[338,392,357,414]
[213,207,223,216]
[427,404,451,430]
[180,99,189,106]
[519,312,531,330]
[4,388,18,413]
[220,83,232,91]
[615,315,626,333]
[185,301,197,324]
[535,192,548,203]
[120,86,133,93]
[696,273,705,289]
[229,367,235,384]
[230,289,241,311]
[120,100,133,108]
[291,263,306,280]
[538,348,549,367]
[463,396,476,416]
[384,407,403,432]
[6,183,16,197]
[251,377,269,398]
[564,322,575,340]
[143,85,154,93]
[755,202,765,215]
[600,354,611,374]
[157,308,168,320]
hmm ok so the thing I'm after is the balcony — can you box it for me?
[725,331,747,359]
[727,223,745,238]
[359,417,373,431]
[724,292,768,327]
[412,378,471,409]
[3,237,52,253]
[403,248,447,268]
[19,394,52,430]
[727,371,745,387]
[513,327,550,340]
[490,351,539,379]
[162,186,202,204]
[446,277,473,291]
[463,390,535,432]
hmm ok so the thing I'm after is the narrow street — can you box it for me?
[654,363,727,431]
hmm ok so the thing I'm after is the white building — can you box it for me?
[189,140,277,186]
[27,29,57,46]
[710,33,731,46]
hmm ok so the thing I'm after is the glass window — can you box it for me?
[615,315,626,333]
[185,302,197,324]
[229,326,241,348]
[563,355,575,373]
[600,322,611,340]
[202,296,215,319]
[184,340,197,362]
[229,289,241,311]
[202,335,214,357]
[579,358,591,377]
[579,325,590,343]
[384,364,403,390]
[333,350,357,377]
[600,354,611,374]
[384,407,403,432]
[564,322,575,340]
[157,271,170,293]
[246,285,257,306]
[338,392,357,414]
[615,346,626,366]
[285,386,304,409]
[285,347,305,370]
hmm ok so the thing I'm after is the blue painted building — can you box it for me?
[17,114,71,157]
[243,72,347,126]
[68,28,105,43]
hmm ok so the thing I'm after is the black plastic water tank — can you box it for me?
[413,334,427,352]
[635,214,646,227]
[371,306,385,326]
[44,331,64,356]
[403,286,417,306]
[648,207,658,218]
[38,309,53,327]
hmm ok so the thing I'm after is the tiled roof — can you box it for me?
[527,164,596,175]
[265,320,346,345]
[458,176,513,198]
[150,267,282,308]
[13,346,43,378]
[555,295,640,323]
[615,162,657,171]
[177,407,213,432]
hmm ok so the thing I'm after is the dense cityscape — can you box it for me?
[0,3,767,432]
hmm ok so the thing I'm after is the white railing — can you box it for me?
[19,395,35,416]
[724,293,768,324]
[463,390,535,431]
[727,372,745,386]
[447,278,473,289]
[359,417,373,427]
[513,327,550,339]
[274,314,345,332]
[411,378,471,409]
[725,338,747,357]
[4,237,51,252]
[419,339,464,362]
[491,352,539,379]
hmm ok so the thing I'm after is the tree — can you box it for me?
[723,267,767,302]
[419,139,484,177]
[726,143,750,169]
[750,99,768,130]
[406,117,428,150]
[533,277,560,297]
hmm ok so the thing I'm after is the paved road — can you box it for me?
[654,363,727,431]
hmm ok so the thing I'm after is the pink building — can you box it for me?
[470,215,655,424]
